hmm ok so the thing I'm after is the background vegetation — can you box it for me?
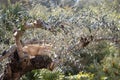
[0,0,120,80]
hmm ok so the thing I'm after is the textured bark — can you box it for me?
[0,45,16,62]
[0,48,54,80]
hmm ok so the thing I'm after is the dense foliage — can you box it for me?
[0,0,120,80]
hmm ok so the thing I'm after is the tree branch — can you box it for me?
[0,45,16,62]
[0,53,54,80]
[68,36,120,52]
[94,37,120,43]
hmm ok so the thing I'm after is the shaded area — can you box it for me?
[0,48,54,80]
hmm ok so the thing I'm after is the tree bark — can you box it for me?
[0,48,54,80]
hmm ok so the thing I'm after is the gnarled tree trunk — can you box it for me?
[0,19,55,80]
[0,50,53,80]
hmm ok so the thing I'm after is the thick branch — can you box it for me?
[0,51,54,80]
[0,45,16,62]
[94,37,120,43]
[68,36,120,52]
